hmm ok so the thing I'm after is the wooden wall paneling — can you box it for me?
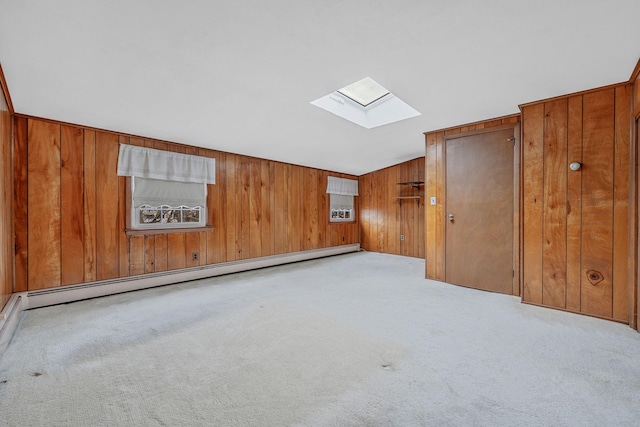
[286,164,302,253]
[240,156,251,259]
[83,130,97,282]
[425,132,437,278]
[317,170,329,248]
[249,157,262,258]
[566,96,583,311]
[27,119,62,289]
[389,165,400,255]
[305,168,319,250]
[60,125,85,285]
[612,85,631,321]
[153,234,167,272]
[417,157,426,259]
[522,104,545,304]
[581,89,615,318]
[224,153,238,261]
[13,117,28,292]
[359,174,370,250]
[95,131,120,281]
[541,99,568,309]
[266,160,276,255]
[274,161,286,255]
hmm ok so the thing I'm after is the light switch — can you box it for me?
[430,196,436,206]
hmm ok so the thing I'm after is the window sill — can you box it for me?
[125,225,213,236]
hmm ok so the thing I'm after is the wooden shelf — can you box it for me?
[397,181,424,189]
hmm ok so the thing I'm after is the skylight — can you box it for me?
[311,77,420,129]
[337,77,390,107]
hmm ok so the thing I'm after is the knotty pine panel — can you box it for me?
[358,158,425,258]
[0,84,11,308]
[521,84,631,323]
[27,120,62,289]
[424,115,521,282]
[15,117,358,291]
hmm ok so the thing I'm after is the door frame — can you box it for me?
[442,123,521,296]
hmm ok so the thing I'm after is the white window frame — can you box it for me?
[329,193,355,223]
[131,177,207,230]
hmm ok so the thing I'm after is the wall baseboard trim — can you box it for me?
[0,244,359,358]
[0,293,28,357]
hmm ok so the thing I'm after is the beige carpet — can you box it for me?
[1,252,639,426]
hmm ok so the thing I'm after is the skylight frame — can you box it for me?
[336,77,391,107]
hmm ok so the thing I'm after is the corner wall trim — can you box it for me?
[0,293,28,356]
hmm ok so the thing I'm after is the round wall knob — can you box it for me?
[569,162,582,171]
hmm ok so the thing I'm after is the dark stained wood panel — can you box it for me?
[83,130,97,282]
[0,84,12,308]
[27,120,61,289]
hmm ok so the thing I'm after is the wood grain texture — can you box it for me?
[542,99,568,308]
[424,115,521,282]
[27,120,61,289]
[95,132,120,281]
[566,96,583,312]
[522,105,545,304]
[61,125,85,285]
[13,117,28,292]
[83,130,97,282]
[612,85,631,321]
[581,89,615,318]
[15,117,358,291]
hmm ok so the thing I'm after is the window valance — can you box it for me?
[117,144,216,184]
[326,176,358,196]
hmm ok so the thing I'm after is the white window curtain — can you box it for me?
[330,194,354,210]
[117,144,215,184]
[326,176,358,196]
[132,177,206,208]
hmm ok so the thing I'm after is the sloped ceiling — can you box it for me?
[1,0,639,175]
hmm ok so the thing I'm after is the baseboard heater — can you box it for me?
[0,244,360,356]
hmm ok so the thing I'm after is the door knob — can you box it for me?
[448,214,454,221]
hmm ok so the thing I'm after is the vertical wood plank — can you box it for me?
[129,236,145,276]
[27,120,61,289]
[83,130,97,282]
[260,160,274,256]
[417,157,426,259]
[249,157,262,258]
[542,99,568,308]
[581,89,615,318]
[154,235,167,272]
[13,117,28,292]
[566,96,583,312]
[612,85,631,321]
[274,162,286,254]
[225,154,238,261]
[60,125,85,285]
[435,132,445,280]
[240,156,251,259]
[306,168,319,250]
[522,104,545,304]
[95,132,120,280]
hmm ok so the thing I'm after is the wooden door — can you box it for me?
[445,128,514,293]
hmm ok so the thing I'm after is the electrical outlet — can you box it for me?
[192,252,199,261]
[430,196,436,206]
[400,234,405,241]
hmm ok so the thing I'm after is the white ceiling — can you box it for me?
[1,0,639,175]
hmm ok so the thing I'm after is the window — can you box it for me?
[117,144,215,231]
[330,194,354,222]
[132,177,207,229]
[326,176,358,223]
